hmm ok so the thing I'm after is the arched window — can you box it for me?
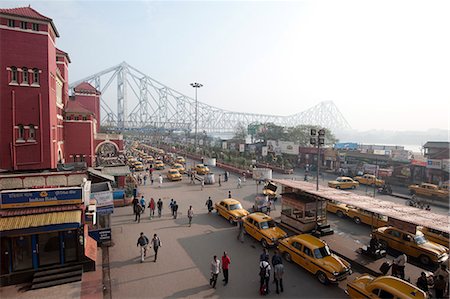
[32,68,39,85]
[22,67,29,84]
[28,124,36,141]
[11,66,18,83]
[17,124,24,141]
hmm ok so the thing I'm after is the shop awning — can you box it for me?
[0,210,82,232]
[101,166,131,176]
[88,168,115,182]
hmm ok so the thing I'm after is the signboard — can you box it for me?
[239,144,245,153]
[267,140,282,155]
[261,146,268,157]
[427,159,442,169]
[1,187,82,209]
[442,159,450,172]
[334,143,358,150]
[222,142,227,150]
[411,159,427,167]
[89,228,112,243]
[391,149,410,162]
[91,191,113,208]
[252,168,272,180]
[388,218,416,234]
[279,141,299,155]
[373,149,391,156]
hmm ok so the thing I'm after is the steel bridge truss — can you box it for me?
[69,62,351,133]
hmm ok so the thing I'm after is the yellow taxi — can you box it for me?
[328,177,359,190]
[346,274,427,299]
[408,183,449,199]
[326,200,350,218]
[195,164,209,175]
[154,160,165,170]
[175,156,186,164]
[417,226,449,247]
[145,156,154,164]
[263,181,277,199]
[243,212,287,248]
[373,226,449,265]
[172,163,186,174]
[353,174,385,187]
[167,169,182,181]
[277,234,352,284]
[133,161,144,171]
[215,199,249,224]
[346,208,388,228]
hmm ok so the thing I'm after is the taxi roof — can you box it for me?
[155,160,164,163]
[337,177,353,180]
[220,198,241,205]
[173,163,184,167]
[290,234,326,249]
[371,276,425,298]
[247,212,273,222]
[168,169,180,173]
[196,164,206,167]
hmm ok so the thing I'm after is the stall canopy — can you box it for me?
[0,210,82,232]
[273,179,449,234]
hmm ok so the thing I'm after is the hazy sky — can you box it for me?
[5,0,450,131]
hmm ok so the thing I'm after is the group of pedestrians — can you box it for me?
[210,252,231,288]
[136,232,162,263]
[416,264,449,299]
[133,196,165,222]
[169,199,179,219]
[259,249,284,295]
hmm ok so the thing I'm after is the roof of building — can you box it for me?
[0,6,60,37]
[423,142,450,149]
[74,82,101,95]
[0,204,82,217]
[56,48,71,63]
[0,210,81,232]
[100,166,131,176]
[65,99,94,115]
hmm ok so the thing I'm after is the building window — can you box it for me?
[28,124,36,141]
[11,66,18,83]
[8,19,15,27]
[82,116,87,121]
[66,116,71,120]
[22,67,29,84]
[20,21,27,29]
[74,116,79,121]
[17,124,25,141]
[32,68,39,85]
[32,23,39,31]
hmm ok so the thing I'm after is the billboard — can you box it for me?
[261,146,268,157]
[1,187,83,209]
[267,140,282,156]
[239,144,245,153]
[279,141,299,155]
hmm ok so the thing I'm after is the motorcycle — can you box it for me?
[377,184,392,195]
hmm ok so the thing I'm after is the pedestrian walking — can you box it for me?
[201,179,205,191]
[242,172,246,183]
[435,275,446,299]
[416,272,429,293]
[143,174,147,185]
[237,177,242,188]
[228,190,232,198]
[206,197,213,213]
[187,205,194,226]
[158,174,163,188]
[157,198,163,217]
[218,174,222,187]
[140,196,146,213]
[272,250,284,294]
[210,255,221,289]
[237,218,245,243]
[136,232,149,262]
[149,198,156,218]
[393,253,407,279]
[134,204,143,223]
[150,173,154,185]
[151,234,162,262]
[173,201,179,219]
[169,199,175,216]
[221,252,231,285]
[132,196,139,214]
[260,248,269,262]
[259,259,271,295]
[224,171,228,182]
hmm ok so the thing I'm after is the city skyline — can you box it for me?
[3,0,450,132]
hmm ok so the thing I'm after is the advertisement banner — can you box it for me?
[279,141,299,155]
[239,144,245,153]
[1,187,82,209]
[89,228,112,243]
[222,142,227,150]
[442,159,450,172]
[267,140,282,156]
[91,191,113,208]
[261,146,268,157]
[427,159,442,169]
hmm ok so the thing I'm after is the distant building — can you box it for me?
[423,141,449,185]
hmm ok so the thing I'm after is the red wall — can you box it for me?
[64,121,95,167]
[74,94,100,132]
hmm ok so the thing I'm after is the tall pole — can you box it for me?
[316,141,320,191]
[190,83,203,151]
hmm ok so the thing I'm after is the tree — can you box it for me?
[232,123,247,141]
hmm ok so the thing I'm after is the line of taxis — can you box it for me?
[327,174,385,190]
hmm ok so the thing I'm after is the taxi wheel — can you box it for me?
[353,217,361,224]
[336,210,344,218]
[379,240,388,249]
[336,186,341,189]
[419,255,431,265]
[283,252,292,263]
[229,218,235,225]
[351,185,356,189]
[316,271,328,284]
[261,239,268,248]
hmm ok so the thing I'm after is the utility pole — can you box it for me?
[190,82,203,151]
[310,128,326,231]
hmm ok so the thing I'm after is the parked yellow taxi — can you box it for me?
[326,200,350,218]
[277,234,351,284]
[133,161,144,171]
[408,183,449,199]
[417,226,449,248]
[215,199,249,224]
[346,207,388,228]
[154,160,165,170]
[328,177,359,190]
[167,169,182,181]
[172,163,186,174]
[373,226,449,265]
[346,274,427,299]
[175,156,186,164]
[243,212,287,248]
[195,164,209,175]
[353,174,385,187]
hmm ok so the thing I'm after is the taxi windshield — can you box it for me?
[414,235,427,245]
[229,204,243,210]
[260,220,276,229]
[169,170,178,174]
[314,246,331,259]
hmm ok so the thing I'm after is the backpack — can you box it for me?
[138,236,148,246]
[259,263,268,278]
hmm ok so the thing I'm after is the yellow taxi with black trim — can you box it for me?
[326,200,350,218]
[154,160,165,170]
[373,226,449,265]
[346,207,388,228]
[346,274,427,299]
[215,199,249,224]
[417,226,449,248]
[175,156,186,164]
[133,161,144,171]
[172,163,186,174]
[167,169,182,181]
[328,177,359,190]
[353,174,385,187]
[242,212,287,248]
[277,234,351,284]
[195,164,209,175]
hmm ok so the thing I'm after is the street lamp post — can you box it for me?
[190,82,203,151]
[310,128,326,231]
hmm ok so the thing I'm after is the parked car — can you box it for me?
[417,226,449,248]
[167,169,182,181]
[195,164,209,175]
[346,274,427,299]
[328,177,359,189]
[172,163,185,174]
[263,181,277,200]
[175,156,186,164]
[133,161,144,171]
[243,212,287,248]
[346,207,388,228]
[373,226,449,265]
[154,160,165,170]
[354,174,385,187]
[326,200,350,218]
[277,234,352,284]
[215,199,249,224]
[408,183,448,199]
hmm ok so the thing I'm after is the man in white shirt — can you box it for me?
[259,259,271,295]
[187,206,194,227]
[393,253,407,279]
[210,255,221,288]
